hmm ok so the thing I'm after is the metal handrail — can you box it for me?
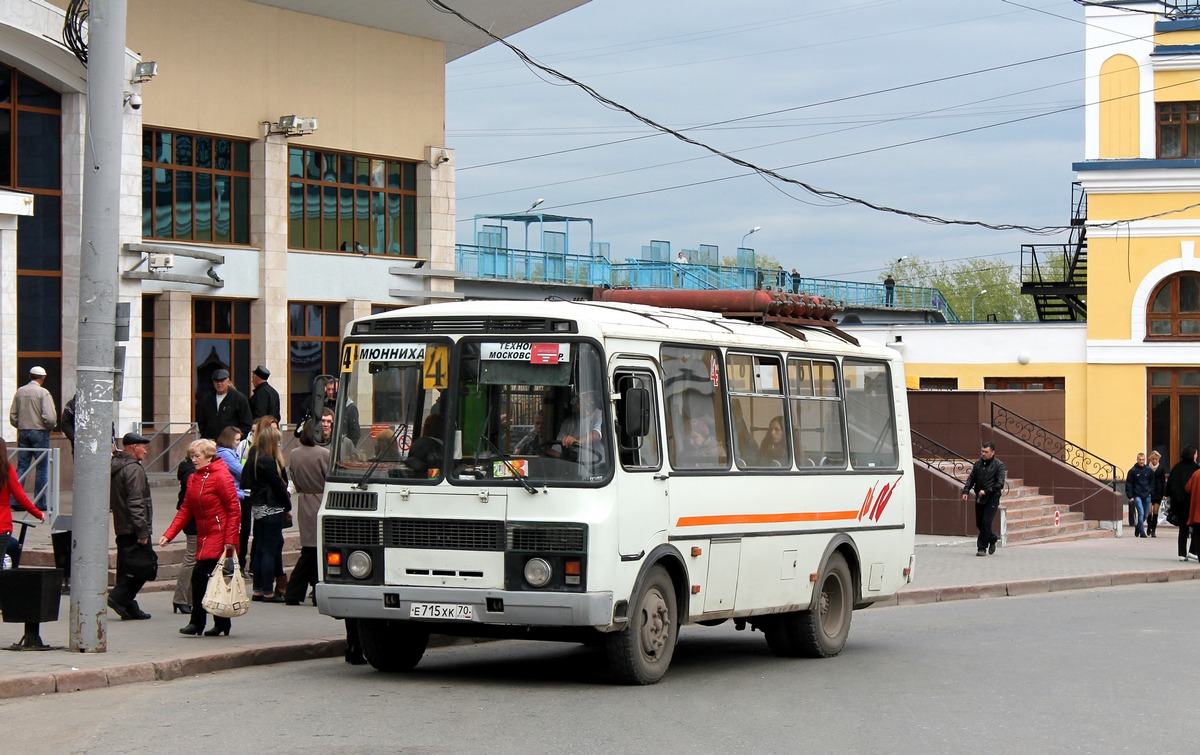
[6,448,59,523]
[990,402,1118,490]
[133,421,199,472]
[911,431,1013,497]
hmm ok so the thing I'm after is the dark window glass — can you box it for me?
[288,146,419,255]
[17,110,61,189]
[17,73,60,109]
[194,299,212,333]
[142,295,156,423]
[234,301,250,334]
[843,360,897,470]
[0,67,10,103]
[288,302,341,422]
[0,115,10,186]
[214,300,232,335]
[1181,275,1200,312]
[16,275,61,350]
[17,194,61,270]
[233,141,249,173]
[195,172,212,242]
[144,129,250,244]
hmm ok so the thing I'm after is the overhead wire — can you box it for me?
[435,0,1200,235]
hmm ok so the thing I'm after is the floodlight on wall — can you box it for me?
[267,115,319,137]
[131,61,158,84]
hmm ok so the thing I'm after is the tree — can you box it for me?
[885,256,1036,322]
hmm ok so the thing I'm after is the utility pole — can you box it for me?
[71,0,128,652]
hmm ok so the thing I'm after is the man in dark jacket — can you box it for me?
[109,432,154,620]
[961,441,1007,557]
[196,368,253,440]
[1125,452,1154,539]
[249,364,281,423]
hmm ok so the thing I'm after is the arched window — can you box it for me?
[1147,273,1200,339]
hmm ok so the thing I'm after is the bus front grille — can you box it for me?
[507,524,587,553]
[323,517,384,546]
[385,519,505,551]
[325,491,378,511]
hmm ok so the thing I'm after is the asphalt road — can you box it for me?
[9,581,1199,754]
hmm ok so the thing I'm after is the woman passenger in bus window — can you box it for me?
[758,416,789,467]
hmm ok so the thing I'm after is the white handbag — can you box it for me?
[201,553,250,618]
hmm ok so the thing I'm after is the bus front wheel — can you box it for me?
[606,565,678,685]
[358,619,430,672]
[765,552,853,659]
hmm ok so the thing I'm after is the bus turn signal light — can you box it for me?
[564,560,581,576]
[327,552,342,566]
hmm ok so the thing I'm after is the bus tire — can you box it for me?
[358,619,429,672]
[765,552,853,659]
[606,565,677,685]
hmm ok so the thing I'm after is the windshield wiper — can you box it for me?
[353,423,406,490]
[478,434,540,495]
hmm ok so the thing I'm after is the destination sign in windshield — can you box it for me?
[482,342,571,364]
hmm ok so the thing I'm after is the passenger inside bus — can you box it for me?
[677,417,721,467]
[512,409,548,456]
[758,416,789,467]
[403,414,444,478]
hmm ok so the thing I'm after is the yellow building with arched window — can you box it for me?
[849,2,1200,472]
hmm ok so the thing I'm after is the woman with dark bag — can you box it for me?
[1170,445,1200,560]
[0,438,45,562]
[160,439,241,636]
[1148,450,1167,538]
[285,419,329,605]
[241,426,291,602]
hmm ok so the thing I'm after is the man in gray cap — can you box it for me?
[195,368,252,440]
[8,365,56,509]
[109,432,154,620]
[249,364,281,423]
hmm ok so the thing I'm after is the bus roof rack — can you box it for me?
[592,288,858,345]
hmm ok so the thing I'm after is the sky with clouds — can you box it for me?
[445,0,1085,282]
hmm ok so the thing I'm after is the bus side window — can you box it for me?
[615,371,661,470]
[661,345,729,470]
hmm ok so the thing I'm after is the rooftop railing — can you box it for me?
[456,243,958,321]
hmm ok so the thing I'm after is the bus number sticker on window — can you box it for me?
[340,343,358,373]
[709,354,721,387]
[530,343,561,364]
[423,345,449,389]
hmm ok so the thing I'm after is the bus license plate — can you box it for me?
[409,602,474,621]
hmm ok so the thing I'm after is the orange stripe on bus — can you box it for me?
[676,510,860,527]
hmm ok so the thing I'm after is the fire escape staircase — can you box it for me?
[1020,182,1087,322]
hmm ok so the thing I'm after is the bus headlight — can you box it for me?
[347,550,373,579]
[523,558,552,588]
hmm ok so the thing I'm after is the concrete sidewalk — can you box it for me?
[0,524,1196,700]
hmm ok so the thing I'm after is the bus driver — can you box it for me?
[547,391,603,466]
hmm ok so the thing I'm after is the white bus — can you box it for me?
[316,291,915,684]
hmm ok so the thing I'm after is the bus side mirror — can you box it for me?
[623,387,650,438]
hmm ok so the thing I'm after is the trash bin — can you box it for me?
[51,530,71,589]
[0,567,63,650]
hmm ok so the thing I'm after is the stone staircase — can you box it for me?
[931,461,1114,545]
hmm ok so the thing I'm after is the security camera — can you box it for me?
[126,93,142,110]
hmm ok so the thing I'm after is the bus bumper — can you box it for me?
[317,583,616,628]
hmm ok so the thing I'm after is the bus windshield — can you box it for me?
[450,340,610,485]
[330,341,447,483]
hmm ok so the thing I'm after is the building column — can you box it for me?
[0,192,35,443]
[421,146,456,297]
[157,290,193,429]
[250,135,290,422]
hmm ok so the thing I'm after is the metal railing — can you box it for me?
[133,421,199,472]
[990,403,1118,490]
[911,430,975,482]
[6,447,59,525]
[455,243,958,320]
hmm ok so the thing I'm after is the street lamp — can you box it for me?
[526,198,544,213]
[971,289,988,322]
[740,226,761,249]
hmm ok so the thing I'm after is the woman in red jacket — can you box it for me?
[160,438,241,636]
[0,438,45,560]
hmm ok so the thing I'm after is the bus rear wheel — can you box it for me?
[606,565,677,685]
[764,552,853,659]
[358,619,430,672]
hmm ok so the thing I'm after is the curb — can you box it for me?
[875,565,1200,607]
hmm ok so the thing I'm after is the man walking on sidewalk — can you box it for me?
[109,432,155,620]
[8,365,56,509]
[1125,452,1154,539]
[962,441,1006,557]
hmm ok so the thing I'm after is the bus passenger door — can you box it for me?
[613,366,668,558]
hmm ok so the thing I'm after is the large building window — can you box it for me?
[287,148,418,256]
[192,298,251,414]
[1157,102,1200,158]
[1147,272,1200,339]
[288,302,341,423]
[1,66,63,407]
[143,128,251,244]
